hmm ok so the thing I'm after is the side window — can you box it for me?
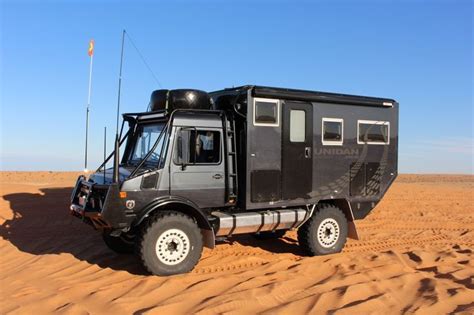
[290,110,306,142]
[253,98,279,127]
[322,118,343,145]
[357,120,390,145]
[175,129,221,164]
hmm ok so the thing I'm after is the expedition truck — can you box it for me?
[70,86,398,276]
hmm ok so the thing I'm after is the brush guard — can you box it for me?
[70,176,112,230]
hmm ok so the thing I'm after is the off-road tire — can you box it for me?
[138,211,203,276]
[102,230,135,254]
[253,230,287,240]
[297,204,348,256]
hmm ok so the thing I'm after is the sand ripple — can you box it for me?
[0,172,473,314]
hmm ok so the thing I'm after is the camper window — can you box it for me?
[357,120,390,145]
[322,118,343,146]
[253,98,279,127]
[290,110,306,142]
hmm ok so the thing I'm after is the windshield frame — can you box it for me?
[124,118,170,177]
[127,122,166,166]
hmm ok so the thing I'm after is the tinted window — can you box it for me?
[290,110,306,142]
[358,122,389,144]
[323,120,343,143]
[175,129,221,164]
[255,101,277,124]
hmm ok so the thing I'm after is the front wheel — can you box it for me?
[138,211,203,276]
[297,204,348,256]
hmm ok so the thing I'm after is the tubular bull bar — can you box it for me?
[70,176,111,230]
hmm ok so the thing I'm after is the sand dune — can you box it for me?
[0,172,473,314]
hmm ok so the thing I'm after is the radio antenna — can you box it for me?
[113,29,126,183]
[125,31,162,88]
[103,126,107,183]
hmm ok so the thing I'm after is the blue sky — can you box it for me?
[1,0,472,173]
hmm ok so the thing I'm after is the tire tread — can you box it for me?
[137,211,203,275]
[297,204,348,256]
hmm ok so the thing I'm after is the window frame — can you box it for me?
[357,120,390,145]
[253,97,280,127]
[289,109,306,143]
[322,117,344,146]
[173,127,223,166]
[127,121,167,167]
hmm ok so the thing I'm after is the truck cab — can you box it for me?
[70,86,398,276]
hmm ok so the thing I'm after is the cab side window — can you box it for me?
[175,129,221,165]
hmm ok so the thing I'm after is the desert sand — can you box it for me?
[0,172,473,314]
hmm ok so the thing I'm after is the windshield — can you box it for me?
[128,122,167,168]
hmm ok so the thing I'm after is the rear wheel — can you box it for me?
[138,211,203,276]
[297,204,348,256]
[102,230,135,254]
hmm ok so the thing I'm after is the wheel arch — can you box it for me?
[134,197,215,249]
[317,198,359,240]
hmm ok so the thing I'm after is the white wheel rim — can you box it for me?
[317,218,340,248]
[155,228,190,266]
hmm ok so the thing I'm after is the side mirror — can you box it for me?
[177,134,183,159]
[177,129,193,170]
[177,134,186,170]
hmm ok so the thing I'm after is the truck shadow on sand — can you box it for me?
[228,234,303,256]
[1,187,303,276]
[0,187,149,275]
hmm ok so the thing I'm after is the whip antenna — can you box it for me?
[103,126,107,183]
[113,29,126,183]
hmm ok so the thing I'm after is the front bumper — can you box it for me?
[70,176,139,230]
[70,204,111,229]
[70,176,113,229]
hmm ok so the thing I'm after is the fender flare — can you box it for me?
[134,196,215,249]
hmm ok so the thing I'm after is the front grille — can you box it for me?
[73,181,108,212]
[88,186,108,211]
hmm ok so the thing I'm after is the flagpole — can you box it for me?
[84,47,94,172]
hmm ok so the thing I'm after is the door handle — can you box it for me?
[213,174,223,180]
[305,147,311,158]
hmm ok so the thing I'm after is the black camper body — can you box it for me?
[70,85,398,276]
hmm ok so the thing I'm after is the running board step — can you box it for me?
[212,209,309,237]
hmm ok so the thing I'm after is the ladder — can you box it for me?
[225,117,238,205]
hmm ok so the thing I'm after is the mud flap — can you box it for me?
[348,220,359,240]
[201,228,215,249]
[333,199,360,240]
